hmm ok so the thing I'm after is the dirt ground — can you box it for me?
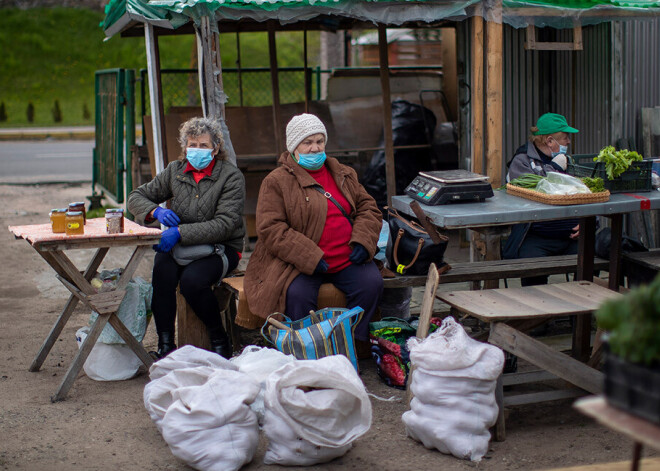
[0,182,657,471]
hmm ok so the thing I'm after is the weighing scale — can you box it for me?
[405,169,494,205]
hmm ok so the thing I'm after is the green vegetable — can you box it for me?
[596,273,660,366]
[508,173,545,189]
[581,177,605,193]
[594,146,643,180]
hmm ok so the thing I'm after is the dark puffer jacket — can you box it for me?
[128,159,245,252]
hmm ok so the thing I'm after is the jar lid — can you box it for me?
[50,208,67,213]
[69,202,85,206]
[105,208,124,214]
[66,211,83,216]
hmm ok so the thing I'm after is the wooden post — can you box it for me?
[236,32,244,107]
[485,0,503,188]
[268,23,283,155]
[303,30,310,113]
[197,17,237,165]
[144,23,167,174]
[471,10,484,175]
[378,25,396,206]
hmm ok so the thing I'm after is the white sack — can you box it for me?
[161,369,260,471]
[143,366,219,432]
[402,317,504,462]
[148,345,236,381]
[263,355,372,466]
[230,346,295,422]
[75,327,142,381]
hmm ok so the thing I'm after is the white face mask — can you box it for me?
[550,137,568,157]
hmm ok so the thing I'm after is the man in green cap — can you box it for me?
[503,112,580,286]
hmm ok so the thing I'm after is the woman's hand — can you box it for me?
[153,227,181,253]
[348,243,369,265]
[570,225,580,239]
[314,259,329,274]
[153,207,180,227]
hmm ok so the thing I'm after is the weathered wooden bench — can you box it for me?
[622,248,660,286]
[176,254,609,351]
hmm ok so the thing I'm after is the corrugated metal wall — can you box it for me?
[502,23,611,176]
[620,18,660,150]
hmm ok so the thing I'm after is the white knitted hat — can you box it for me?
[285,113,328,154]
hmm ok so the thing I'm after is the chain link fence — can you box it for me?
[140,67,326,117]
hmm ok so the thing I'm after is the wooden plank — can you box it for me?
[415,264,440,339]
[107,313,154,368]
[546,457,660,471]
[378,24,396,206]
[177,286,212,351]
[574,396,660,451]
[471,11,484,175]
[489,323,603,394]
[267,23,283,155]
[49,251,96,296]
[485,0,503,188]
[29,247,109,372]
[87,290,126,315]
[504,388,586,407]
[502,370,557,386]
[144,23,167,174]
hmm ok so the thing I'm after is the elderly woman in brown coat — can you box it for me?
[245,113,383,352]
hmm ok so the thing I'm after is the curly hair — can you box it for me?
[178,117,226,161]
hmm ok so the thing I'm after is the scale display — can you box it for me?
[405,170,494,205]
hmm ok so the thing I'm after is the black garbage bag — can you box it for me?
[595,227,648,260]
[362,100,438,210]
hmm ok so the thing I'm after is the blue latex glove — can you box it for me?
[153,227,181,253]
[153,207,180,227]
[348,243,369,265]
[314,259,329,274]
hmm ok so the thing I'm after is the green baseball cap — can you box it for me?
[533,113,579,135]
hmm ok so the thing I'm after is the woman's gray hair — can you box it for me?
[178,117,226,160]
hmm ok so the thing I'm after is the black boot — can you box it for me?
[156,331,177,359]
[208,327,232,359]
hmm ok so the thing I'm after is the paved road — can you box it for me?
[0,140,94,184]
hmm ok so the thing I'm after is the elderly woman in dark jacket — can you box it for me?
[128,117,245,359]
[245,113,383,354]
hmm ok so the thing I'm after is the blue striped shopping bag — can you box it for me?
[261,307,363,371]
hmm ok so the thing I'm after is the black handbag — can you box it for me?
[386,207,448,276]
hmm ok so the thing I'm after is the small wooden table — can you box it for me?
[436,281,623,439]
[575,396,660,471]
[9,218,162,401]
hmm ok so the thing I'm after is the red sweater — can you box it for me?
[307,165,353,273]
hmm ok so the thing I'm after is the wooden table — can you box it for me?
[575,396,660,471]
[436,281,623,439]
[9,218,162,401]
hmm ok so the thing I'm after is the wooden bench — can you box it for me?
[436,281,623,441]
[623,249,660,286]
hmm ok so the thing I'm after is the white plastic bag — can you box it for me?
[263,355,372,465]
[402,317,504,462]
[536,171,591,195]
[230,346,295,422]
[75,327,142,381]
[148,345,236,381]
[161,369,260,471]
[89,275,152,344]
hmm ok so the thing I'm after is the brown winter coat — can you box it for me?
[244,152,382,318]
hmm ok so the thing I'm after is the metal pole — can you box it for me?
[378,25,396,206]
[268,23,283,155]
[125,69,135,211]
[303,29,310,113]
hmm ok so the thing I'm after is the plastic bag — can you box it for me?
[402,317,503,462]
[148,345,236,381]
[89,275,152,344]
[75,327,142,381]
[263,355,372,465]
[536,171,591,195]
[230,346,295,422]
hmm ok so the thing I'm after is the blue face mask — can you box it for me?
[550,138,569,157]
[186,147,214,170]
[296,151,327,171]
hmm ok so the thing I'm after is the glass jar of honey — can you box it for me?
[49,208,67,233]
[68,202,86,224]
[65,211,85,235]
[105,208,124,234]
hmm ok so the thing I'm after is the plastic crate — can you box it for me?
[604,352,660,425]
[567,154,652,193]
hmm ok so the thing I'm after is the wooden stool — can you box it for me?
[176,283,240,352]
[223,276,346,330]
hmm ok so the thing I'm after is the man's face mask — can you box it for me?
[550,137,568,157]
